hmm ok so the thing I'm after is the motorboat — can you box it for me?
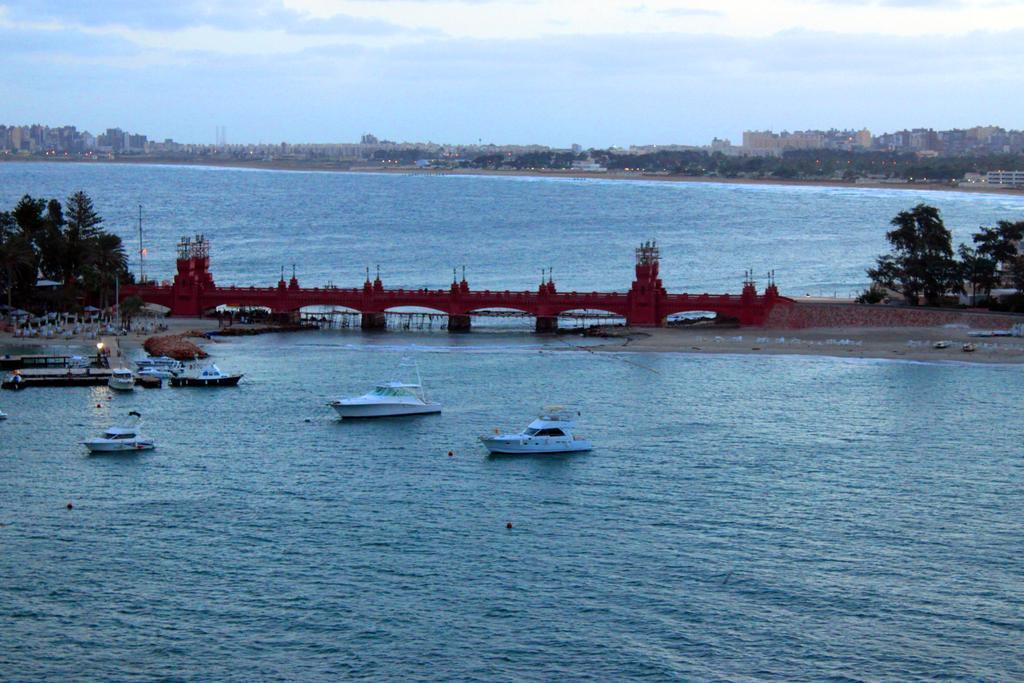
[0,408,7,420]
[138,363,182,379]
[329,358,441,418]
[136,356,181,371]
[107,367,135,391]
[169,362,243,387]
[962,343,976,353]
[933,340,950,349]
[480,406,593,455]
[82,412,155,453]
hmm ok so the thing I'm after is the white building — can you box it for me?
[986,170,1024,188]
[571,158,607,172]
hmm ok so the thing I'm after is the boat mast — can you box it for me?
[138,204,145,283]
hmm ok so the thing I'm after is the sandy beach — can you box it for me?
[5,317,1024,365]
[0,317,222,359]
[583,324,1024,364]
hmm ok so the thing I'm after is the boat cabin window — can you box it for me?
[105,432,134,439]
[533,428,565,437]
[373,386,414,397]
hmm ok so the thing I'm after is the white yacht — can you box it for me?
[82,412,155,453]
[329,359,441,418]
[480,407,593,455]
[107,367,135,391]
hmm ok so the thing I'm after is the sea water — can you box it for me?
[1,164,1022,680]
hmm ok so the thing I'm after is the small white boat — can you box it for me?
[329,358,441,418]
[0,408,7,420]
[107,368,135,391]
[82,412,155,453]
[962,343,976,353]
[480,406,593,455]
[933,340,950,349]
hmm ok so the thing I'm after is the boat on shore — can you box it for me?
[329,358,441,418]
[480,406,593,455]
[169,362,243,387]
[82,412,155,454]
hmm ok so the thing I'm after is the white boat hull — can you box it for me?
[480,436,592,455]
[83,439,155,453]
[331,402,441,419]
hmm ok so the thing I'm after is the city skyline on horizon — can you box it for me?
[2,1,1022,147]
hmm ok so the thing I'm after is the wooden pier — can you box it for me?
[2,367,112,390]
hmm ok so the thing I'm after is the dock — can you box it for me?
[0,353,99,371]
[3,367,112,389]
[2,367,162,390]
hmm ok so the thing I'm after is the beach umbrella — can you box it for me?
[83,305,100,313]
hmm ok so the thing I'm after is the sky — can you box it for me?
[1,0,1022,147]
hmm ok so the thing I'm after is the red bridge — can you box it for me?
[121,236,794,331]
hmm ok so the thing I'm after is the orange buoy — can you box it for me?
[506,521,513,529]
[447,450,454,457]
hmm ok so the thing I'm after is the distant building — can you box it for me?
[571,157,606,172]
[360,133,379,145]
[986,170,1024,188]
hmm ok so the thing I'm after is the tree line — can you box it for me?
[865,204,1024,308]
[0,191,131,310]
[466,148,1023,182]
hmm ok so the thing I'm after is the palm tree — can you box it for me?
[87,232,128,309]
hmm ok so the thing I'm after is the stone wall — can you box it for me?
[766,302,1024,329]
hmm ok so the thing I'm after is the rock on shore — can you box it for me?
[143,332,210,360]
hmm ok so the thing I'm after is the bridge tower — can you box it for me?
[171,235,215,317]
[627,240,666,326]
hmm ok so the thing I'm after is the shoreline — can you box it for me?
[583,325,1024,364]
[4,157,1022,197]
[5,319,1024,365]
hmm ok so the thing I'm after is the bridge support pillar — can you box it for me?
[535,316,558,333]
[448,314,471,332]
[271,311,299,325]
[361,312,386,330]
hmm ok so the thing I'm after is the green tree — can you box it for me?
[0,212,36,308]
[958,243,998,302]
[973,220,1024,287]
[867,204,960,306]
[60,190,104,286]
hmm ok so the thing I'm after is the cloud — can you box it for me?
[2,0,418,35]
[815,0,964,7]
